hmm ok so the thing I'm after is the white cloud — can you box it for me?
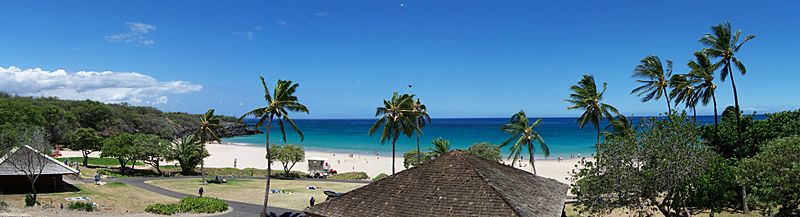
[0,66,201,105]
[275,20,288,26]
[106,22,157,46]
[314,11,330,17]
[234,31,255,40]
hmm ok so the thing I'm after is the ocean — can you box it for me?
[222,115,751,158]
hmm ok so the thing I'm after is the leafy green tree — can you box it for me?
[700,22,755,135]
[269,144,305,176]
[368,92,416,175]
[739,136,800,216]
[194,109,222,184]
[500,111,549,175]
[101,133,139,173]
[571,113,715,217]
[410,98,431,164]
[631,55,674,114]
[403,149,430,168]
[66,128,103,166]
[168,135,208,175]
[567,74,619,147]
[466,142,502,162]
[240,76,308,217]
[687,51,720,128]
[428,137,451,157]
[137,134,170,175]
[683,156,739,216]
[41,106,78,145]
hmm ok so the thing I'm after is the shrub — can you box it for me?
[24,194,35,207]
[329,171,369,180]
[466,142,502,162]
[0,200,8,211]
[177,197,228,214]
[146,197,227,215]
[68,201,95,212]
[739,136,800,216]
[145,203,178,215]
[372,173,389,181]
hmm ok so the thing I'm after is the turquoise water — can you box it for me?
[223,116,724,158]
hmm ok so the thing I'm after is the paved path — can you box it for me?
[113,177,305,217]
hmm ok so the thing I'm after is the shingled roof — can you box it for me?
[304,150,569,217]
[0,145,79,176]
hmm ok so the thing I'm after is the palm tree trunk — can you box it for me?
[712,91,719,130]
[392,131,399,175]
[528,145,536,175]
[692,106,697,123]
[416,133,421,163]
[665,92,672,115]
[201,159,206,184]
[261,117,274,217]
[595,124,601,149]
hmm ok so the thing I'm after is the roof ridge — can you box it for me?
[464,154,523,217]
[0,145,79,174]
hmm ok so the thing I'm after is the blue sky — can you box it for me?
[1,1,798,118]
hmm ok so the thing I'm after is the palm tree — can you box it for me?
[240,76,309,217]
[368,92,416,175]
[605,115,633,137]
[168,135,207,175]
[687,51,720,128]
[669,74,701,121]
[194,109,222,184]
[700,22,755,129]
[500,111,549,175]
[567,74,619,147]
[631,55,674,114]
[429,137,450,157]
[410,98,431,163]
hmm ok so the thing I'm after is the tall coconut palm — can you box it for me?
[700,22,755,129]
[194,109,222,184]
[500,111,549,175]
[669,74,701,121]
[631,55,674,114]
[410,98,431,163]
[687,51,720,128]
[240,76,309,217]
[368,92,416,175]
[429,137,450,157]
[567,74,619,147]
[605,115,633,137]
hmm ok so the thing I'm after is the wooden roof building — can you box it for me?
[305,150,569,217]
[0,145,79,193]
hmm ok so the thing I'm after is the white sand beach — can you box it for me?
[61,143,590,184]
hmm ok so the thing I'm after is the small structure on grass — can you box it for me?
[0,145,79,193]
[304,150,569,217]
[307,157,328,177]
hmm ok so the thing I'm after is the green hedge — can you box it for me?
[68,201,95,212]
[329,171,369,180]
[372,173,389,181]
[145,197,228,215]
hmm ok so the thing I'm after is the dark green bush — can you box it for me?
[177,197,228,214]
[145,203,178,215]
[145,197,227,215]
[372,173,389,181]
[68,201,95,212]
[24,194,35,207]
[329,171,369,180]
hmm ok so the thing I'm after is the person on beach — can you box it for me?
[234,158,237,168]
[558,155,563,163]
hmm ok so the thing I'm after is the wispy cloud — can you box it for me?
[234,31,255,40]
[275,20,288,26]
[105,22,156,46]
[0,66,201,105]
[314,11,330,17]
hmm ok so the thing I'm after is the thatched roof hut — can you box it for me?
[305,150,569,217]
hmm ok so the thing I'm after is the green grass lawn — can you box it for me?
[57,157,144,167]
[4,182,176,214]
[147,178,366,210]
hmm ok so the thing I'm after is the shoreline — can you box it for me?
[60,142,591,185]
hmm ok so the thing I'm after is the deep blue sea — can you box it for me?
[223,115,762,158]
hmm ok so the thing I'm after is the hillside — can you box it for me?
[0,92,258,144]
